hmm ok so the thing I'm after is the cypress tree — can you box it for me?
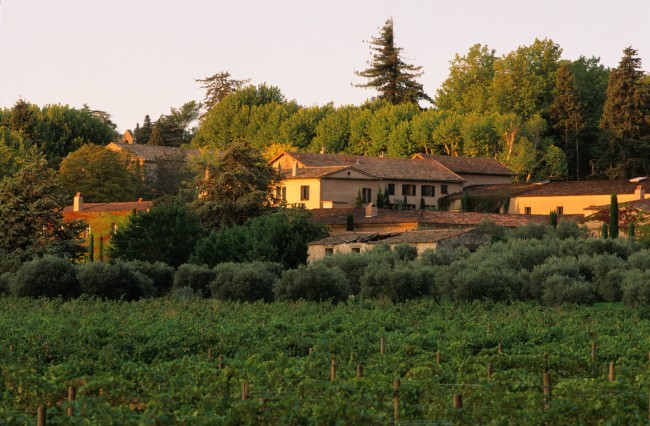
[376,187,384,208]
[98,235,104,262]
[355,18,431,105]
[346,213,354,231]
[601,223,608,239]
[88,233,94,262]
[355,190,363,208]
[549,211,558,228]
[610,194,619,238]
[628,222,636,240]
[420,197,426,210]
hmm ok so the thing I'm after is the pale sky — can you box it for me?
[1,0,648,133]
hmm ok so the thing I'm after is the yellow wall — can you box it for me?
[508,194,641,215]
[282,178,323,209]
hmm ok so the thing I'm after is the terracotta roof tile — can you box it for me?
[108,142,200,162]
[416,154,515,176]
[285,152,464,182]
[518,179,649,197]
[377,229,473,244]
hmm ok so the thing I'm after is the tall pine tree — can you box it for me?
[599,47,650,178]
[355,18,431,105]
[550,63,585,180]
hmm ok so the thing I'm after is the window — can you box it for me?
[421,185,435,197]
[276,186,287,201]
[402,184,416,196]
[362,188,372,204]
[441,185,448,195]
[300,185,310,201]
[351,247,361,253]
[386,183,395,196]
[524,207,531,215]
[556,206,564,215]
[325,248,334,256]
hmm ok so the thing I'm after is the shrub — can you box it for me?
[556,220,588,240]
[394,244,418,261]
[211,262,282,302]
[173,264,217,297]
[359,262,430,302]
[595,269,626,302]
[627,250,650,270]
[419,246,470,267]
[316,253,371,296]
[622,270,650,307]
[169,286,203,302]
[77,262,151,300]
[508,222,553,240]
[526,256,582,301]
[451,260,521,302]
[11,256,80,299]
[541,274,595,306]
[274,263,349,303]
[120,260,175,296]
[0,272,13,295]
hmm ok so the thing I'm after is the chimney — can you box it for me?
[73,192,84,212]
[365,202,378,218]
[292,161,299,177]
[636,185,645,200]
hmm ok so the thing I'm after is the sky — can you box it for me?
[0,0,649,133]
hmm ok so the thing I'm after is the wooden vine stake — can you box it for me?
[487,363,493,381]
[241,380,249,400]
[356,364,363,378]
[37,405,46,426]
[380,338,385,355]
[436,350,441,366]
[543,372,552,409]
[591,342,597,362]
[393,379,400,423]
[497,343,503,354]
[217,355,223,370]
[486,322,490,335]
[207,348,213,359]
[453,394,463,410]
[609,361,615,382]
[330,358,337,382]
[308,347,313,357]
[67,386,76,416]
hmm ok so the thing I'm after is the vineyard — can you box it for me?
[1,297,650,424]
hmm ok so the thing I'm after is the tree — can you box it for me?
[147,121,164,146]
[109,200,202,268]
[435,44,496,114]
[610,194,619,238]
[58,144,139,202]
[600,47,650,178]
[0,148,85,273]
[191,141,278,228]
[133,115,153,144]
[550,63,585,180]
[196,71,251,114]
[355,18,431,105]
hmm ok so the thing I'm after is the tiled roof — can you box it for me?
[62,200,153,214]
[310,208,554,228]
[588,197,650,211]
[283,152,464,182]
[108,142,200,162]
[416,154,515,176]
[308,229,475,246]
[517,179,648,197]
[286,166,357,179]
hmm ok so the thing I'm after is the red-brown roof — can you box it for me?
[108,142,200,162]
[517,180,648,197]
[63,200,153,214]
[310,208,556,228]
[279,152,464,182]
[415,154,515,176]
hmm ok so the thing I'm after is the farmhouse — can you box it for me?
[268,151,514,210]
[307,228,490,261]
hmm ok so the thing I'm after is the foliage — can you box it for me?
[119,260,175,297]
[355,18,431,105]
[76,261,151,300]
[345,213,354,231]
[210,262,282,302]
[274,263,349,302]
[196,71,251,114]
[610,194,619,238]
[173,263,217,297]
[191,141,278,228]
[109,200,202,268]
[191,209,326,269]
[359,262,430,302]
[0,148,85,273]
[10,256,80,299]
[58,144,140,202]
